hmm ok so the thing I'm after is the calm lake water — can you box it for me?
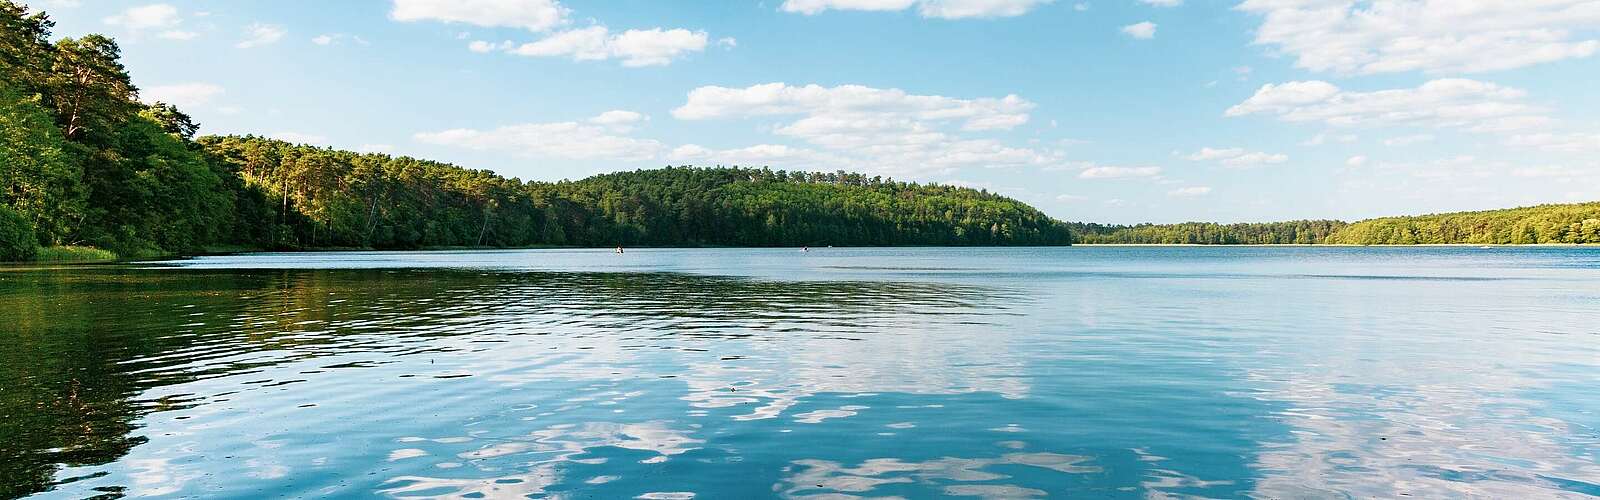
[2,247,1598,499]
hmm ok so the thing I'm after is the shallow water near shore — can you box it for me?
[2,247,1598,498]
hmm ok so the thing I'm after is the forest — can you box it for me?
[3,1,1598,262]
[0,2,1074,261]
[1072,203,1600,245]
[1067,220,1348,245]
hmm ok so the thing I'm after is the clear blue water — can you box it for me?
[2,247,1598,498]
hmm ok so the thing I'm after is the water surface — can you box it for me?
[2,247,1597,498]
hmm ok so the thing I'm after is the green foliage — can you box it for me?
[1072,204,1600,245]
[0,204,37,261]
[1326,202,1600,245]
[1068,220,1347,244]
[33,245,115,262]
[200,136,1072,248]
[0,80,80,244]
[5,0,1597,257]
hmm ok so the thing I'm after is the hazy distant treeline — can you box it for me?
[1071,203,1600,245]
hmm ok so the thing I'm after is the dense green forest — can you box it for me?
[1324,203,1600,245]
[1071,203,1600,245]
[0,2,1070,261]
[3,1,1598,262]
[1068,220,1348,245]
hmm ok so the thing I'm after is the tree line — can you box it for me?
[0,1,1069,260]
[1069,202,1600,245]
[4,1,1598,261]
[1067,220,1347,245]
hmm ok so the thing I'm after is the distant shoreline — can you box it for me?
[1073,243,1592,247]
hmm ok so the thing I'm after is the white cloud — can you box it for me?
[390,0,570,32]
[1506,132,1600,153]
[1383,134,1435,146]
[1237,0,1600,75]
[779,0,1054,19]
[1226,79,1549,133]
[1184,147,1288,168]
[1301,132,1358,146]
[1346,155,1368,167]
[272,132,329,145]
[589,110,646,126]
[236,23,286,48]
[669,82,1050,174]
[1074,2,1089,11]
[1168,186,1212,197]
[1121,21,1156,39]
[414,111,664,161]
[141,82,224,109]
[506,26,710,67]
[669,143,849,167]
[674,82,1033,130]
[1139,0,1181,6]
[1510,165,1591,178]
[1078,165,1162,179]
[310,33,370,47]
[103,4,180,30]
[1056,194,1088,202]
[158,30,198,40]
[467,40,504,53]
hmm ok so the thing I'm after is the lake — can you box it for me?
[2,247,1597,498]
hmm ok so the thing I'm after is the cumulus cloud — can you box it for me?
[1226,79,1549,133]
[670,82,1051,174]
[312,33,370,46]
[674,83,1033,129]
[414,111,664,161]
[104,3,197,40]
[1168,186,1212,197]
[1121,21,1156,39]
[271,132,329,145]
[1383,134,1435,146]
[103,4,180,30]
[1184,147,1288,168]
[1346,155,1368,167]
[1078,165,1162,179]
[669,144,851,168]
[398,0,721,67]
[1506,132,1600,153]
[1301,132,1358,146]
[236,23,285,48]
[780,0,1054,19]
[390,0,570,32]
[505,26,710,67]
[141,82,224,109]
[1237,0,1600,75]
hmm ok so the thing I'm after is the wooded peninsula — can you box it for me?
[2,2,1596,262]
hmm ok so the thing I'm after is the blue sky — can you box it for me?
[24,0,1600,224]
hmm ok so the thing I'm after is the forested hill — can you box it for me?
[1070,202,1600,245]
[1324,203,1600,245]
[0,1,1068,260]
[200,136,1074,249]
[1067,220,1348,245]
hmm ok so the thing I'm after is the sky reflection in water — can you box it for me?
[1,247,1597,498]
